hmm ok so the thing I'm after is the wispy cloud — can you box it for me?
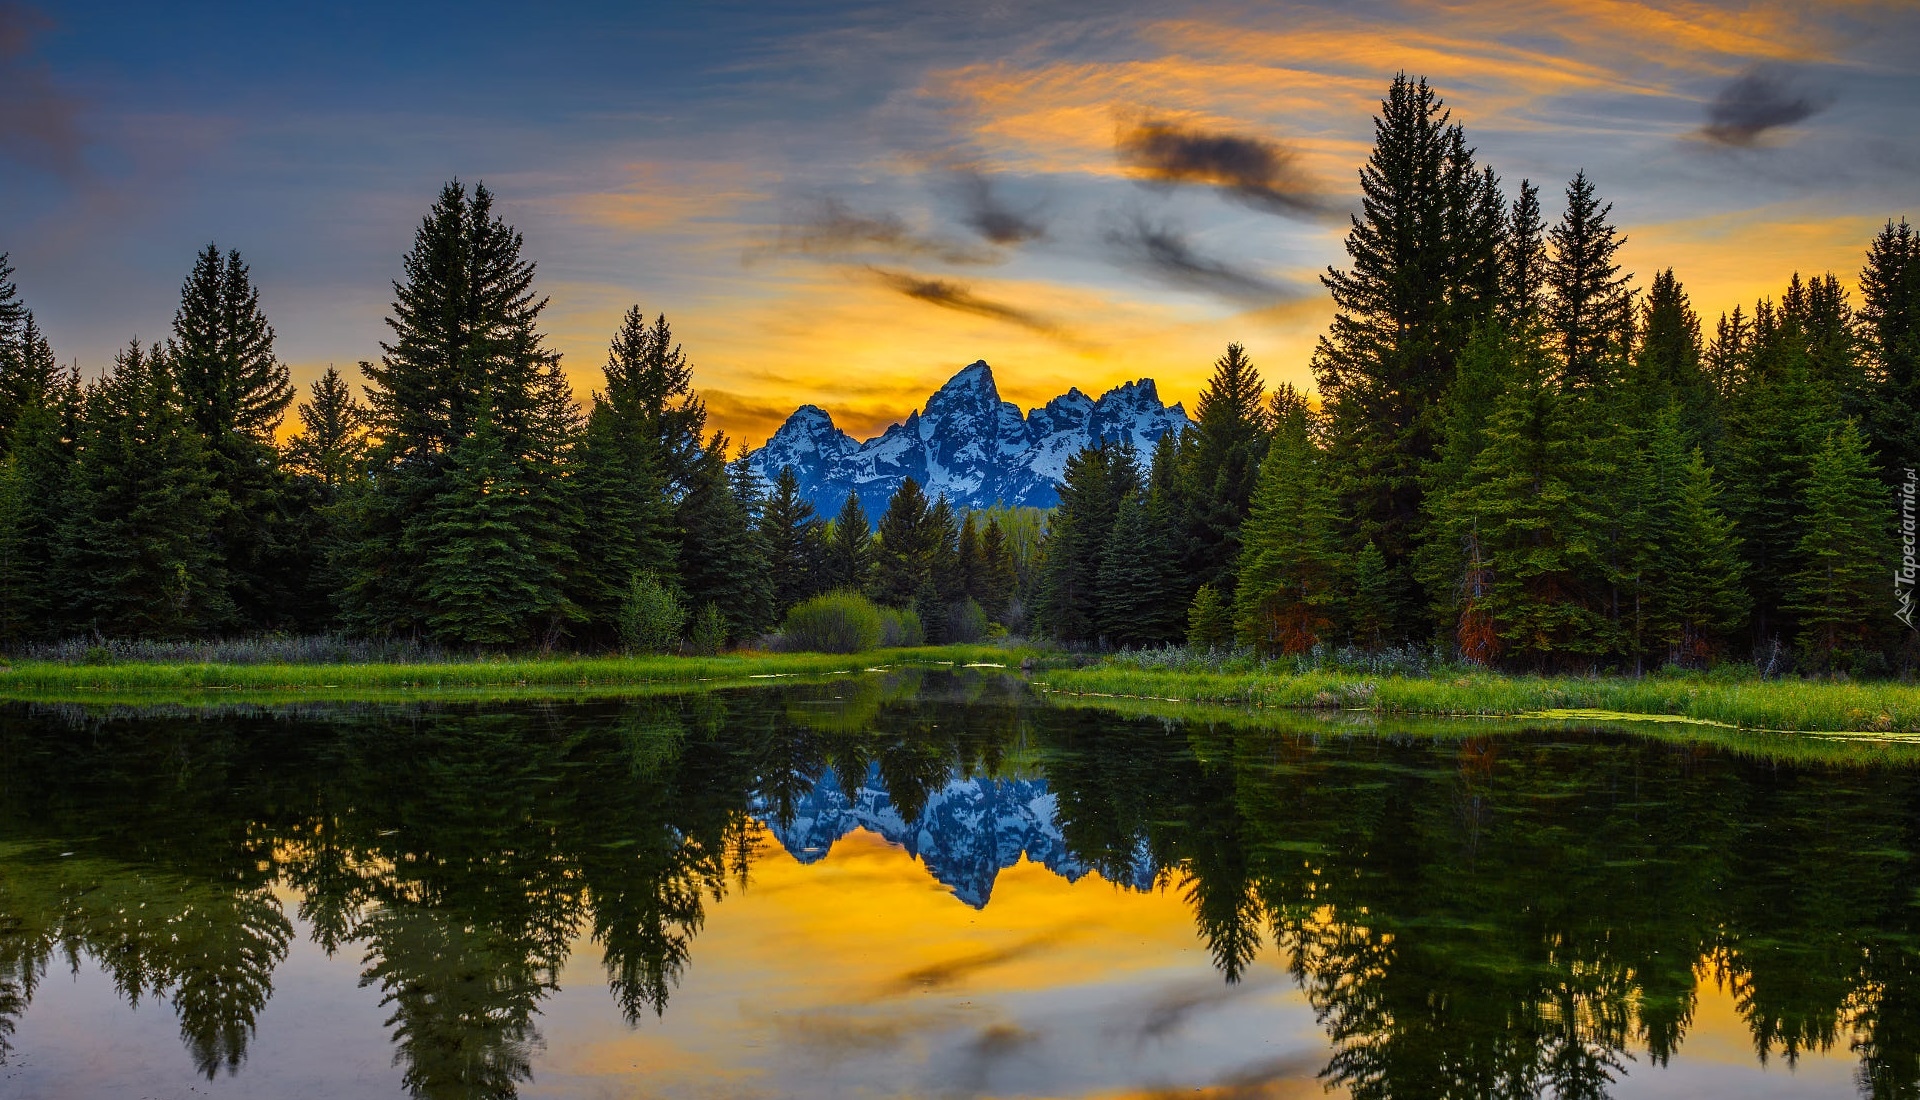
[867,267,1085,346]
[1699,63,1830,146]
[0,2,85,178]
[762,196,996,265]
[953,169,1046,244]
[1116,117,1327,218]
[1105,212,1296,304]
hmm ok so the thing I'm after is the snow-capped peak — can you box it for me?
[746,361,1192,519]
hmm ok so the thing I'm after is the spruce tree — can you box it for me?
[1174,344,1268,597]
[55,341,231,638]
[605,305,708,495]
[168,244,298,628]
[1233,402,1343,655]
[1859,220,1920,479]
[1545,172,1634,389]
[1186,584,1233,651]
[872,478,933,607]
[1785,423,1890,671]
[341,180,580,641]
[979,517,1018,626]
[1438,352,1610,667]
[1630,269,1718,448]
[927,494,961,605]
[1348,541,1395,651]
[410,409,552,647]
[0,360,74,641]
[1637,422,1748,667]
[956,512,982,605]
[284,366,369,492]
[1314,75,1505,624]
[0,254,28,452]
[1037,442,1133,645]
[1500,181,1548,328]
[826,491,874,592]
[677,439,771,644]
[761,465,821,619]
[1099,492,1180,648]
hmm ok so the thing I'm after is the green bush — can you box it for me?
[688,602,728,656]
[947,598,989,643]
[781,591,885,653]
[617,572,686,655]
[879,606,924,647]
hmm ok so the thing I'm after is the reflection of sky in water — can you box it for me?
[0,822,1858,1100]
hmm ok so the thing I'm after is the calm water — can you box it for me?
[2,670,1917,1099]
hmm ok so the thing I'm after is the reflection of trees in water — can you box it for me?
[10,683,1920,1097]
[1032,706,1920,1099]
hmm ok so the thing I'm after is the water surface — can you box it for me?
[1,669,1915,1098]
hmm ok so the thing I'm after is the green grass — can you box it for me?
[1040,689,1920,767]
[1040,663,1920,736]
[0,644,1039,703]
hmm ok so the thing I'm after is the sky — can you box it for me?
[5,0,1918,446]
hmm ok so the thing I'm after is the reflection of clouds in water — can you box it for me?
[874,928,1078,997]
[1125,970,1283,1044]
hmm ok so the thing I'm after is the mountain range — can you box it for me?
[745,361,1192,517]
[752,761,1157,908]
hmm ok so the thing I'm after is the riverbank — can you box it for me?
[1039,663,1920,735]
[0,645,1035,701]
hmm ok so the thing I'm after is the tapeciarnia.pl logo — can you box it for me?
[1900,467,1917,630]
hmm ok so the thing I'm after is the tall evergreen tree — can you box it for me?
[1860,219,1920,479]
[1099,492,1181,648]
[1629,269,1718,449]
[340,180,580,642]
[606,305,707,496]
[1633,418,1748,667]
[0,254,28,452]
[979,517,1017,626]
[284,366,368,492]
[1500,180,1548,329]
[676,438,770,643]
[1785,424,1890,671]
[1435,349,1610,667]
[1545,172,1634,389]
[0,358,74,642]
[872,478,933,608]
[1314,74,1505,624]
[761,465,821,619]
[55,341,231,638]
[572,309,686,636]
[1234,400,1344,656]
[826,490,874,593]
[926,495,961,605]
[1037,442,1134,645]
[1175,344,1268,597]
[410,408,553,647]
[956,512,983,605]
[169,244,298,627]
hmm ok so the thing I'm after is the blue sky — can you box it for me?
[7,0,1918,443]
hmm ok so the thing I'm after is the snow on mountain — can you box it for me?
[752,761,1157,908]
[746,360,1191,517]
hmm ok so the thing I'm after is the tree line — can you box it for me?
[1034,75,1920,674]
[0,183,1046,652]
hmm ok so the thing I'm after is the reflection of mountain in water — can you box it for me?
[754,763,1156,907]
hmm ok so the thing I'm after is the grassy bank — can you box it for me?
[1040,663,1920,735]
[0,645,1035,701]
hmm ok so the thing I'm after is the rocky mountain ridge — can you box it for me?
[745,361,1191,516]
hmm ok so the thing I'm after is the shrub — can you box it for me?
[781,591,885,654]
[687,603,728,656]
[879,606,924,647]
[946,598,989,643]
[617,572,686,655]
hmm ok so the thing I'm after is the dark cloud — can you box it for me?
[873,930,1071,996]
[766,196,994,265]
[1700,64,1830,146]
[1104,213,1294,304]
[0,3,85,178]
[1117,118,1325,218]
[954,170,1046,245]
